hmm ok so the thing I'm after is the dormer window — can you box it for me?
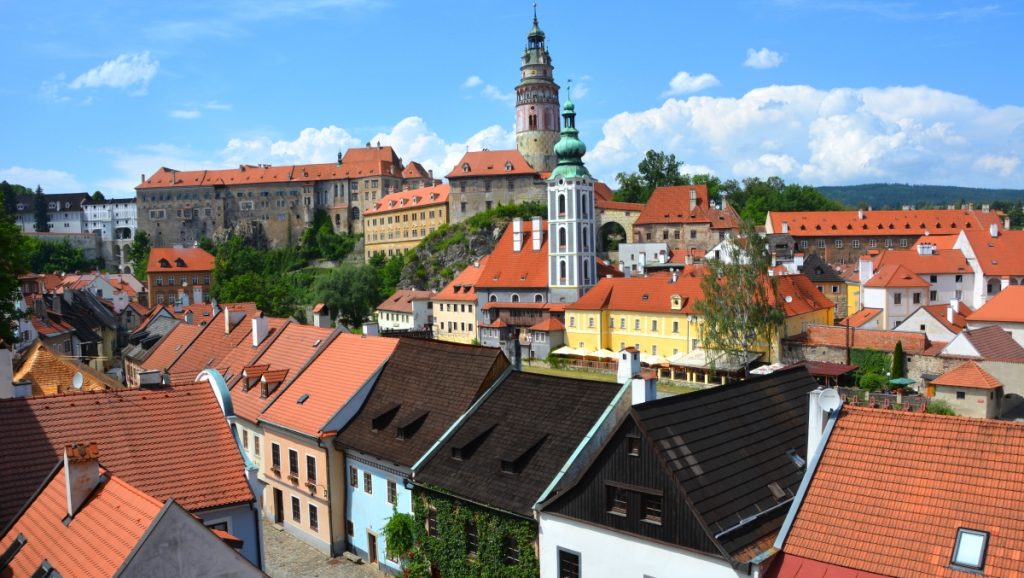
[951,528,988,570]
[505,161,513,171]
[670,294,682,310]
[175,258,186,267]
[159,258,170,268]
[462,163,470,173]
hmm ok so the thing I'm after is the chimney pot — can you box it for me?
[617,348,641,384]
[990,223,999,238]
[64,442,101,520]
[252,316,269,347]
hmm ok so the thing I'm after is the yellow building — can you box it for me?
[434,256,488,344]
[565,271,834,373]
[363,184,449,261]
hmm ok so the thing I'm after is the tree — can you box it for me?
[91,191,106,202]
[0,213,29,344]
[311,264,381,328]
[33,186,49,232]
[126,230,151,280]
[26,238,93,273]
[724,177,844,224]
[695,222,785,377]
[0,181,16,217]
[613,150,689,203]
[891,340,905,379]
[926,399,956,415]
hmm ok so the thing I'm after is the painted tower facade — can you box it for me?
[548,97,597,303]
[515,8,561,173]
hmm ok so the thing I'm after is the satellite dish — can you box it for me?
[819,388,842,413]
[72,372,84,390]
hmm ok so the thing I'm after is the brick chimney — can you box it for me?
[858,255,874,284]
[64,442,101,520]
[531,216,542,251]
[512,218,523,252]
[252,316,269,347]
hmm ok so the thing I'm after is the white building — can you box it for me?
[953,227,1024,308]
[13,192,90,233]
[966,285,1024,346]
[374,289,435,331]
[83,197,138,272]
[894,300,970,342]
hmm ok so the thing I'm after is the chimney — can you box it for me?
[140,173,145,183]
[807,389,832,458]
[211,298,220,316]
[990,223,999,238]
[949,298,960,323]
[1006,217,1012,229]
[511,339,522,371]
[781,221,789,234]
[252,316,269,347]
[531,216,542,251]
[183,310,194,324]
[858,209,865,220]
[512,218,523,252]
[631,370,658,406]
[337,151,343,165]
[982,204,990,213]
[689,189,697,210]
[901,205,911,211]
[720,191,728,210]
[617,347,641,384]
[64,442,101,520]
[313,305,331,328]
[670,270,678,284]
[858,255,874,284]
[638,253,646,275]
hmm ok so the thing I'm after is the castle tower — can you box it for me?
[515,5,560,173]
[548,93,597,302]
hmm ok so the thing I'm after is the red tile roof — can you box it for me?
[959,229,1024,276]
[596,199,646,212]
[789,326,931,354]
[258,333,398,438]
[228,322,332,423]
[634,185,741,229]
[568,270,704,314]
[0,382,255,528]
[138,322,203,371]
[968,285,1024,323]
[593,181,614,202]
[402,161,432,180]
[768,208,1004,238]
[212,317,288,384]
[872,246,971,275]
[146,247,215,274]
[767,554,891,578]
[376,289,435,313]
[776,274,835,317]
[528,317,565,332]
[474,219,549,290]
[781,406,1024,577]
[931,360,1002,390]
[920,301,971,333]
[838,307,882,328]
[479,319,509,328]
[863,264,930,288]
[0,465,163,577]
[363,183,449,215]
[165,307,265,380]
[435,256,490,302]
[445,149,539,178]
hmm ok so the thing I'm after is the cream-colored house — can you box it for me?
[434,257,488,344]
[928,361,1003,419]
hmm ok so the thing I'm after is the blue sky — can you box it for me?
[2,0,1023,196]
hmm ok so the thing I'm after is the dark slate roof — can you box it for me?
[415,371,622,517]
[798,254,845,284]
[334,338,509,467]
[123,316,181,361]
[960,325,1024,361]
[633,366,817,557]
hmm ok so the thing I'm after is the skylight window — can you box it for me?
[297,394,310,405]
[952,528,988,570]
[786,449,806,469]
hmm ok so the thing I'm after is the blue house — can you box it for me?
[333,338,510,572]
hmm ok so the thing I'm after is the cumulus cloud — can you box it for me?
[69,52,159,93]
[0,166,82,193]
[662,72,720,97]
[587,84,1024,188]
[463,75,483,88]
[221,126,362,166]
[170,109,201,120]
[461,75,514,104]
[745,47,784,69]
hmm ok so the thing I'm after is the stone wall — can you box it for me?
[26,231,103,266]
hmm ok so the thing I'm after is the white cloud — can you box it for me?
[587,84,1024,188]
[463,75,483,88]
[100,143,214,195]
[69,52,159,93]
[0,166,83,193]
[662,72,720,97]
[745,48,784,69]
[222,126,362,166]
[170,109,201,119]
[205,101,232,110]
[461,75,514,104]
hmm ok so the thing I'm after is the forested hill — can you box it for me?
[818,183,1024,209]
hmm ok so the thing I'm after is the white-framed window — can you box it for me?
[951,528,988,570]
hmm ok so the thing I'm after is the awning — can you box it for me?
[640,353,668,365]
[551,346,589,357]
[592,348,618,360]
[672,349,761,371]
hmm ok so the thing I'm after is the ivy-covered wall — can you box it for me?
[410,487,539,578]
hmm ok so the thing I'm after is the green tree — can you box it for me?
[311,264,381,327]
[613,150,690,203]
[1008,200,1024,229]
[26,238,93,273]
[126,230,152,280]
[0,213,30,344]
[695,222,785,376]
[891,340,905,379]
[91,191,106,202]
[0,181,17,217]
[926,399,956,415]
[300,209,359,261]
[725,177,844,224]
[33,186,49,232]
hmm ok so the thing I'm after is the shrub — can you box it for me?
[858,372,889,392]
[926,399,956,416]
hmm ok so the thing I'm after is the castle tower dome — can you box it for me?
[547,93,596,299]
[515,3,561,174]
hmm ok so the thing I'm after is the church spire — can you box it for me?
[550,88,590,180]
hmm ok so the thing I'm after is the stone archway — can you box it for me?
[599,220,627,255]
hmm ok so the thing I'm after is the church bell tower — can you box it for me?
[515,4,561,173]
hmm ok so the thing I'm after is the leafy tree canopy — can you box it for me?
[25,238,95,273]
[299,209,359,261]
[126,230,152,280]
[0,213,30,343]
[722,176,844,224]
[33,187,49,232]
[613,150,691,203]
[91,191,105,202]
[311,264,381,327]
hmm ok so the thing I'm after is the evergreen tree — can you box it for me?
[0,181,16,217]
[892,340,905,379]
[126,230,151,280]
[33,186,49,232]
[0,213,29,344]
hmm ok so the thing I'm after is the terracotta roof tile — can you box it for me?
[568,270,704,314]
[593,181,614,202]
[138,322,202,372]
[529,317,565,331]
[259,333,398,437]
[634,185,741,229]
[931,360,1002,389]
[401,161,432,180]
[781,406,1024,577]
[872,246,971,275]
[768,209,1004,238]
[863,264,930,288]
[376,289,435,313]
[968,285,1024,323]
[364,183,448,215]
[0,466,163,577]
[0,382,254,529]
[475,219,549,290]
[14,341,123,396]
[445,149,539,178]
[146,247,215,274]
[165,307,266,380]
[959,229,1024,276]
[920,301,971,333]
[434,256,490,302]
[838,307,882,327]
[776,274,835,317]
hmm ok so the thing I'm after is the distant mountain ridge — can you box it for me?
[817,183,1024,209]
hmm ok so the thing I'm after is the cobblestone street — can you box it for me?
[263,521,387,578]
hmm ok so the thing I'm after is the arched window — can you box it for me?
[335,214,341,226]
[511,294,520,303]
[583,260,591,284]
[559,260,567,284]
[580,194,588,217]
[350,207,360,220]
[558,194,566,217]
[559,227,567,249]
[582,226,589,251]
[534,294,543,303]
[489,295,498,303]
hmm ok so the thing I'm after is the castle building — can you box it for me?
[363,183,449,260]
[515,7,561,174]
[83,197,137,273]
